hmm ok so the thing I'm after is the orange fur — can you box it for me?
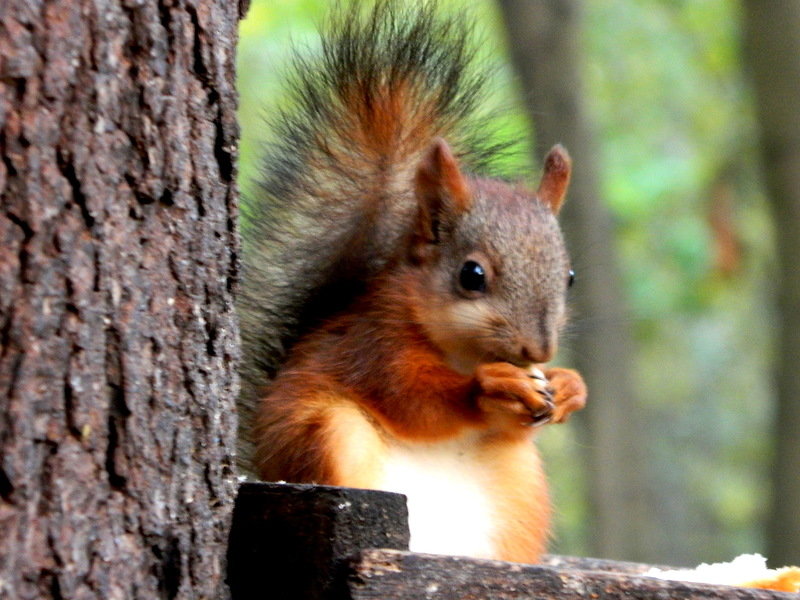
[544,367,587,424]
[481,435,551,562]
[245,3,587,565]
[536,145,572,214]
[255,136,588,564]
[254,264,587,563]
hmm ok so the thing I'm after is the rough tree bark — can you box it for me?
[741,0,800,567]
[0,0,241,598]
[495,0,651,561]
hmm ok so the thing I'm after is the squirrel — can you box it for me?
[239,1,588,564]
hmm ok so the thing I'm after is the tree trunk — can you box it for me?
[741,0,800,567]
[495,0,651,561]
[0,0,241,598]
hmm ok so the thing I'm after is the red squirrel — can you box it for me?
[239,1,587,564]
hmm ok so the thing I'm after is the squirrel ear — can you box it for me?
[536,145,572,214]
[413,138,471,246]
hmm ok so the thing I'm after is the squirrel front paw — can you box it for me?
[473,362,554,427]
[542,367,587,424]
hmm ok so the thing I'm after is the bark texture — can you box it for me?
[0,0,241,598]
[741,0,800,567]
[495,0,650,561]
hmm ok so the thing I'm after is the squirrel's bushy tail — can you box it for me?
[239,0,508,470]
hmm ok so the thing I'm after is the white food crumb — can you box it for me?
[646,554,772,586]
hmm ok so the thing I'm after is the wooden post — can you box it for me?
[226,482,409,600]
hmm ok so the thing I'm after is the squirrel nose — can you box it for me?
[520,342,553,364]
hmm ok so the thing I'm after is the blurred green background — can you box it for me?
[237,0,797,568]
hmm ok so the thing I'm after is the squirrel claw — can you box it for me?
[542,367,587,424]
[526,368,554,425]
[475,362,556,429]
[528,399,554,426]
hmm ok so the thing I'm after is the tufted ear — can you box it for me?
[412,138,471,253]
[536,145,572,214]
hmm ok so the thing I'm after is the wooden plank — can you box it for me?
[541,553,669,575]
[339,549,797,600]
[226,482,409,600]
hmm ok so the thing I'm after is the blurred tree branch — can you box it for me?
[741,0,800,567]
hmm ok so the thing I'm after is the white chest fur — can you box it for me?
[375,436,498,559]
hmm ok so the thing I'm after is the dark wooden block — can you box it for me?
[226,482,409,600]
[338,549,796,600]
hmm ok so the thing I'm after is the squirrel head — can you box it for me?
[409,138,573,375]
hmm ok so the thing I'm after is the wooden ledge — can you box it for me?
[226,483,794,600]
[341,549,792,599]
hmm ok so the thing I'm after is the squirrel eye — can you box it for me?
[568,269,576,288]
[459,260,487,293]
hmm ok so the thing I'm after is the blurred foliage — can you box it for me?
[237,0,776,566]
[579,0,774,565]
